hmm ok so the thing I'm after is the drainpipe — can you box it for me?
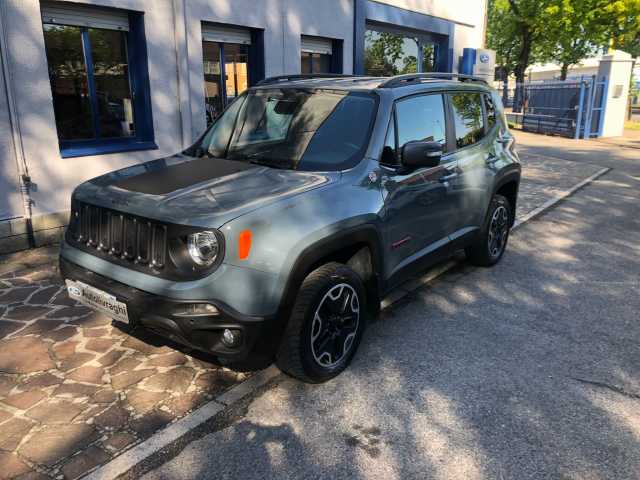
[172,0,193,147]
[0,2,35,248]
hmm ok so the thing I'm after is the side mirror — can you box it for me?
[401,141,443,168]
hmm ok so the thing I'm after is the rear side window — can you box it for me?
[396,94,447,150]
[450,92,485,149]
[484,93,497,129]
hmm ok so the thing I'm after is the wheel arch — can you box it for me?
[493,169,521,226]
[277,224,384,323]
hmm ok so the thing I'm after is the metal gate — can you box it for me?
[504,76,607,139]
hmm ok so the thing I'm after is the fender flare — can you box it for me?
[492,166,521,196]
[276,223,385,318]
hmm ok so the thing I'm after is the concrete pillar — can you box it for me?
[598,50,634,137]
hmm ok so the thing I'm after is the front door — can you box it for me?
[380,93,458,285]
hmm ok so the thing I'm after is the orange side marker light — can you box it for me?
[238,230,252,260]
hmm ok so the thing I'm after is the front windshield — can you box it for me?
[195,88,377,171]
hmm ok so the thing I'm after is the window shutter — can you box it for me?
[201,24,251,45]
[301,36,333,55]
[41,1,129,31]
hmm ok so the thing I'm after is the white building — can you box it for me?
[0,0,488,252]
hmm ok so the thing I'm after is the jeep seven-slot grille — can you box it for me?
[68,201,167,271]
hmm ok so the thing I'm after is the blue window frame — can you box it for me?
[42,11,156,158]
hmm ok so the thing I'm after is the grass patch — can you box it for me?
[625,121,640,131]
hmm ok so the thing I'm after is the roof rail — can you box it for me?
[378,73,488,88]
[255,73,359,86]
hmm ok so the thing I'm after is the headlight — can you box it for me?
[187,231,220,266]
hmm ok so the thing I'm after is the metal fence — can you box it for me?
[500,76,607,139]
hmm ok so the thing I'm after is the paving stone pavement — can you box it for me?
[0,153,605,479]
[0,269,249,480]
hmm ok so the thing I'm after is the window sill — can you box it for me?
[60,140,158,159]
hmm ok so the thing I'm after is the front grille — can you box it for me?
[67,201,168,272]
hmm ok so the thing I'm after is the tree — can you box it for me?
[487,0,556,110]
[543,0,613,80]
[544,0,640,79]
[602,0,640,55]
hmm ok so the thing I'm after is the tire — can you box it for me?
[276,262,366,383]
[465,194,512,267]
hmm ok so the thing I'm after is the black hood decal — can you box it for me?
[111,157,257,195]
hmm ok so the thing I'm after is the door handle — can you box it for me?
[439,164,461,183]
[486,154,499,165]
[439,172,458,183]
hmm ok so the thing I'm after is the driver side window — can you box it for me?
[395,94,447,151]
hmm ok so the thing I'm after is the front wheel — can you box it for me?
[276,262,366,383]
[465,194,512,267]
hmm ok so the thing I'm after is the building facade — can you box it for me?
[0,0,487,253]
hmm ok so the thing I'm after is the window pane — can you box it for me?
[203,41,223,123]
[365,30,419,76]
[201,92,246,157]
[422,43,436,72]
[301,52,312,74]
[485,93,497,129]
[301,94,376,170]
[43,24,94,141]
[224,44,249,102]
[89,28,135,138]
[312,53,332,73]
[396,94,446,149]
[450,92,485,148]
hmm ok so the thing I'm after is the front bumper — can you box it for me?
[60,257,276,361]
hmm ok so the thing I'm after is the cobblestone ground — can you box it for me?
[0,154,605,479]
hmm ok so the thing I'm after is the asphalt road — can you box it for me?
[143,137,640,480]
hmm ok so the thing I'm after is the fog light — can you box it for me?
[173,303,219,317]
[221,328,242,347]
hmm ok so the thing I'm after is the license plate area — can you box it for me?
[66,279,129,324]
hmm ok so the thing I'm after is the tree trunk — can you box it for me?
[513,27,531,113]
[513,65,527,113]
[560,63,569,81]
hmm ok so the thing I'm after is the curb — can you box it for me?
[512,167,610,230]
[83,166,610,480]
[84,366,281,480]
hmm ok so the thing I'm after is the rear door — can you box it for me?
[445,91,495,238]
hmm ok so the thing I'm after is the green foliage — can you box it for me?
[488,0,640,82]
[487,0,557,81]
[605,0,640,57]
[542,0,611,79]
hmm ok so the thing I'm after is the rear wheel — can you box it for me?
[465,194,511,267]
[276,262,366,383]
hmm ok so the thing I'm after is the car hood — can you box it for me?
[73,154,337,228]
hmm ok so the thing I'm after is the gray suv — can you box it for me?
[60,73,520,383]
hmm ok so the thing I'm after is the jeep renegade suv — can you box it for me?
[60,73,520,383]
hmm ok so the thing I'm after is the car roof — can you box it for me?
[251,74,492,95]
